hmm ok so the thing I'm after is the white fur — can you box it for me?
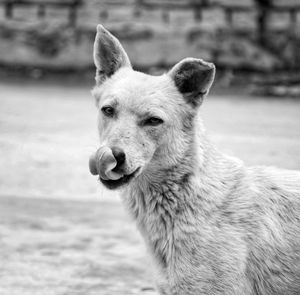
[91,26,300,295]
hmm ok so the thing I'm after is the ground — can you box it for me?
[0,81,300,295]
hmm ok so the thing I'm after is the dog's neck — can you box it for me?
[123,128,244,220]
[121,128,244,269]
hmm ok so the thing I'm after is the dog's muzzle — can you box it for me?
[89,146,141,189]
[89,146,124,181]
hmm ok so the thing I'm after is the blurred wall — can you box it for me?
[0,0,299,73]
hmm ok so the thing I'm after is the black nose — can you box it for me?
[111,146,126,172]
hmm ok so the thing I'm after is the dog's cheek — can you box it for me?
[181,112,195,134]
[97,114,105,133]
[135,130,158,162]
[97,115,113,140]
[147,125,167,143]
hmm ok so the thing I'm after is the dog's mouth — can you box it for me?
[99,167,140,190]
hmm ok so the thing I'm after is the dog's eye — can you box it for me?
[144,117,164,126]
[101,106,114,117]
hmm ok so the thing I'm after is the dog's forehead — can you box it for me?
[94,68,184,115]
[109,69,171,103]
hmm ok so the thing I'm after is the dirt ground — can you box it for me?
[0,81,300,295]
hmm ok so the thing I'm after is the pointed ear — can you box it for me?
[168,58,215,107]
[93,25,131,85]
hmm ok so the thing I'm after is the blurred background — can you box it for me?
[0,1,300,294]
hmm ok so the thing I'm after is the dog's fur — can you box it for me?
[91,25,300,295]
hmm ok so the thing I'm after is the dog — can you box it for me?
[89,25,300,295]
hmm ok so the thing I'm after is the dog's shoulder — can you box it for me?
[241,166,300,293]
[217,164,300,237]
[248,166,300,203]
[237,165,300,248]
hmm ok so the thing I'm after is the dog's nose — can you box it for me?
[111,146,126,172]
[89,146,124,180]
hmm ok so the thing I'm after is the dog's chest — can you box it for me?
[123,182,196,269]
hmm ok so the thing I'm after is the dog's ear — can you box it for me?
[168,58,215,107]
[93,25,131,85]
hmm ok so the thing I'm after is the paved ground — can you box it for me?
[0,81,300,295]
[0,196,153,295]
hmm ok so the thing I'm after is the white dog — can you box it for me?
[89,25,300,295]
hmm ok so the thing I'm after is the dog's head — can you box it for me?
[89,25,215,190]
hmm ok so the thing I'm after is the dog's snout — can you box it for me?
[111,146,126,172]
